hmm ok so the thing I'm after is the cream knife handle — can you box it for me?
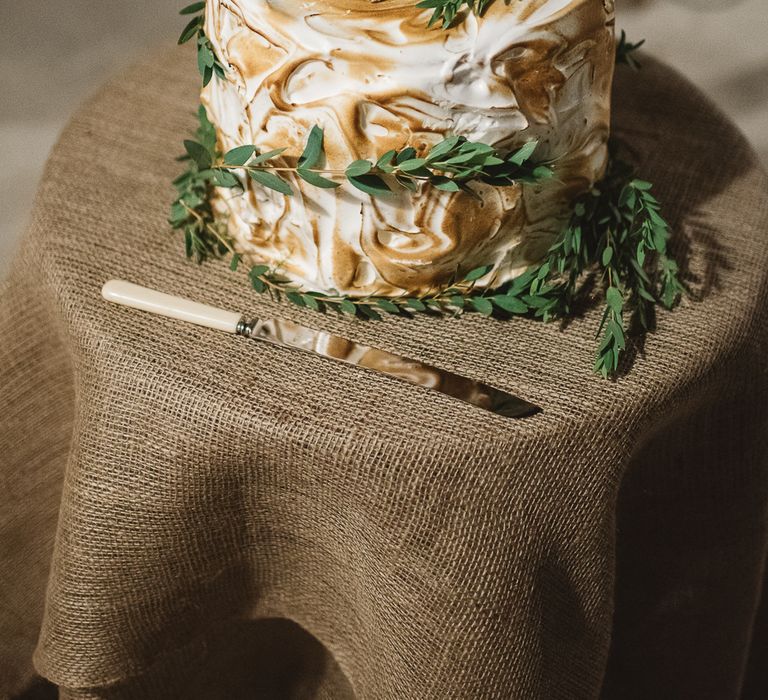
[101,280,243,334]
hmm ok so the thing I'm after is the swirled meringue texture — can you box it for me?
[202,0,615,296]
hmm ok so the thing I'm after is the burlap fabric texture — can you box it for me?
[1,44,768,699]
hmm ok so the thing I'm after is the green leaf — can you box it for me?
[396,147,417,164]
[508,268,537,293]
[184,229,193,258]
[169,201,188,224]
[180,2,206,14]
[443,151,483,166]
[641,191,660,206]
[195,105,217,152]
[180,191,204,207]
[297,168,341,189]
[358,305,383,320]
[491,295,528,314]
[426,135,462,162]
[606,286,624,314]
[636,242,646,266]
[224,145,256,166]
[573,225,582,252]
[375,299,400,314]
[201,63,214,87]
[345,160,373,177]
[286,291,306,307]
[618,184,635,209]
[608,319,626,351]
[647,209,668,235]
[249,169,293,196]
[652,226,668,253]
[458,141,494,155]
[602,246,613,266]
[340,299,357,315]
[302,294,320,311]
[594,351,613,378]
[661,275,681,309]
[431,176,460,192]
[397,158,428,173]
[464,265,492,282]
[191,168,215,182]
[348,174,392,197]
[523,294,551,309]
[183,140,212,169]
[376,150,397,171]
[637,286,656,303]
[230,253,242,271]
[249,269,266,293]
[178,16,201,44]
[471,297,494,316]
[406,298,426,311]
[250,148,288,165]
[212,169,240,188]
[532,165,553,180]
[509,140,538,166]
[198,42,215,75]
[299,125,325,169]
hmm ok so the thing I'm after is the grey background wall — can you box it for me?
[1,0,766,277]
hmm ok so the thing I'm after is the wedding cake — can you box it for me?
[201,0,615,297]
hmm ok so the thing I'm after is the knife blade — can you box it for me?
[101,280,541,419]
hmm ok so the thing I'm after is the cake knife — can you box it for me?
[101,280,541,419]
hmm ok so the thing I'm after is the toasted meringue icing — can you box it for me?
[202,0,615,296]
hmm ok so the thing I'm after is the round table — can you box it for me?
[1,44,768,699]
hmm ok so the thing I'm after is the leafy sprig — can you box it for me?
[415,0,510,28]
[178,2,226,86]
[170,106,227,261]
[541,159,684,376]
[171,107,683,377]
[616,30,645,71]
[172,12,679,377]
[180,123,553,199]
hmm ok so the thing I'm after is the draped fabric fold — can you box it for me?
[1,45,767,698]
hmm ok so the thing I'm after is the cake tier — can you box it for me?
[202,0,615,296]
